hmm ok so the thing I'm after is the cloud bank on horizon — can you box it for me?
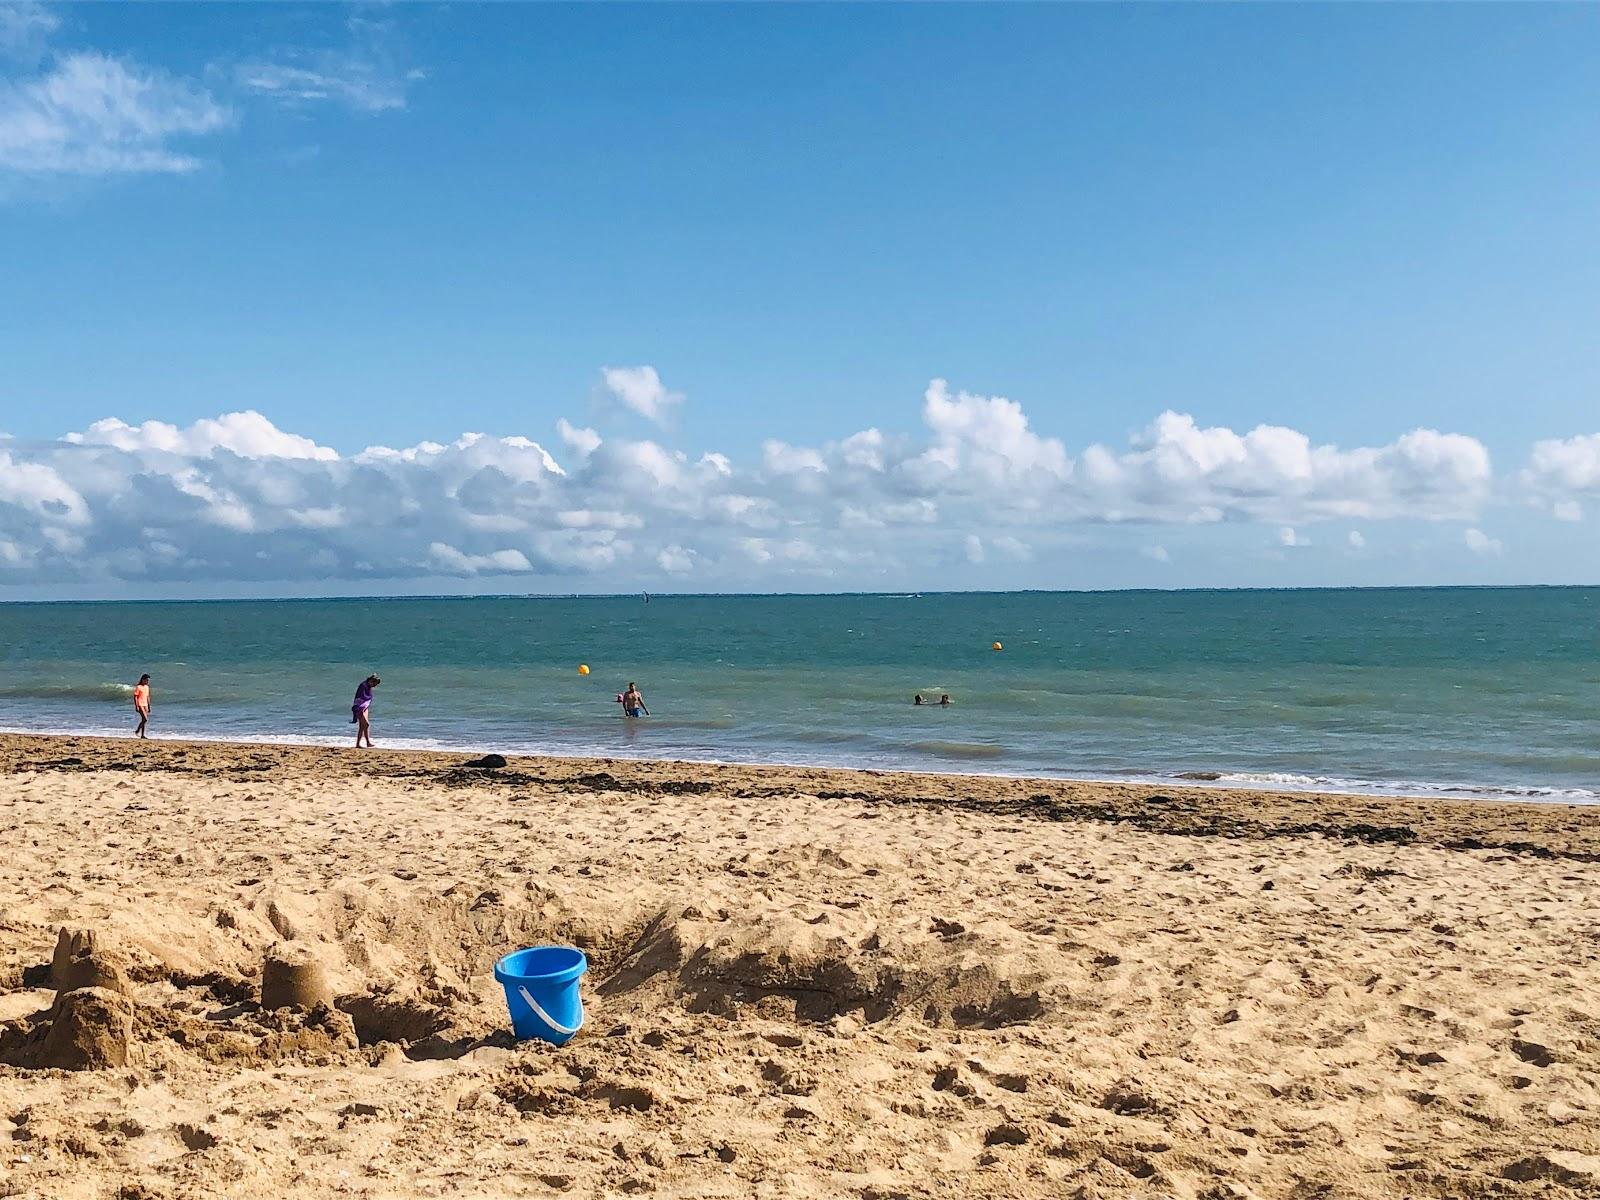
[0,371,1592,589]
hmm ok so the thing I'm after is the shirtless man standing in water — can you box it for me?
[621,682,649,718]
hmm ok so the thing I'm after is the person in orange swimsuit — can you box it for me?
[132,674,151,739]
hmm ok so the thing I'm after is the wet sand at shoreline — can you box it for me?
[2,732,1597,1198]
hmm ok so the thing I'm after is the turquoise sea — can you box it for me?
[0,588,1596,802]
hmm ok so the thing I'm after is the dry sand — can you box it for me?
[1,732,1597,1199]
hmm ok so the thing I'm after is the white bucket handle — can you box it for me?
[517,985,583,1037]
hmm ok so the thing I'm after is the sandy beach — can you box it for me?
[1,732,1597,1199]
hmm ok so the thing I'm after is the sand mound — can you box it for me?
[602,906,1051,1026]
[1,881,1057,1079]
[0,986,135,1070]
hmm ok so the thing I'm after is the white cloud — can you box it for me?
[708,493,774,527]
[1347,530,1366,549]
[0,448,89,525]
[991,534,1032,562]
[597,439,685,490]
[0,11,427,194]
[840,429,886,471]
[0,51,230,175]
[1523,433,1600,524]
[0,2,57,61]
[429,542,533,576]
[557,418,601,457]
[655,544,694,574]
[600,365,682,424]
[234,17,423,114]
[1463,528,1503,557]
[1525,432,1600,492]
[64,411,337,460]
[1080,414,1490,524]
[912,378,1070,489]
[763,439,827,476]
[556,510,639,531]
[0,379,1561,589]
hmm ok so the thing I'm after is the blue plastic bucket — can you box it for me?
[494,946,587,1046]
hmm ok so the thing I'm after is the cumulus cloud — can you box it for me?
[1347,530,1366,550]
[0,378,1548,589]
[1525,432,1600,492]
[911,379,1069,490]
[1079,413,1490,524]
[1523,432,1600,522]
[655,544,694,574]
[64,411,337,460]
[1463,528,1503,557]
[600,366,682,424]
[429,543,532,576]
[0,448,89,525]
[763,440,827,476]
[556,418,601,458]
[0,50,230,175]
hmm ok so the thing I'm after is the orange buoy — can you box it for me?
[578,664,590,675]
[991,641,1003,651]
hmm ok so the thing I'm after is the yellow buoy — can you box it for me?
[991,641,1003,651]
[577,664,590,675]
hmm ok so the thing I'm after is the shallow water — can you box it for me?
[1,588,1597,802]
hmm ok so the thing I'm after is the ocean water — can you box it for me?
[0,588,1596,803]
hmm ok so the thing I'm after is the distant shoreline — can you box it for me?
[1,581,1596,606]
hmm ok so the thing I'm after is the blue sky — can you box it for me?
[1,2,1599,597]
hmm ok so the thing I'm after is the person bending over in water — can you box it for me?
[913,694,924,705]
[621,682,649,718]
[133,674,151,738]
[352,675,380,747]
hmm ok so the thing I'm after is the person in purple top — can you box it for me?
[352,675,380,748]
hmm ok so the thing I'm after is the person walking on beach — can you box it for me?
[132,674,151,739]
[352,675,380,747]
[620,682,649,718]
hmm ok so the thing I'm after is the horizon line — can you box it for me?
[1,582,1596,607]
